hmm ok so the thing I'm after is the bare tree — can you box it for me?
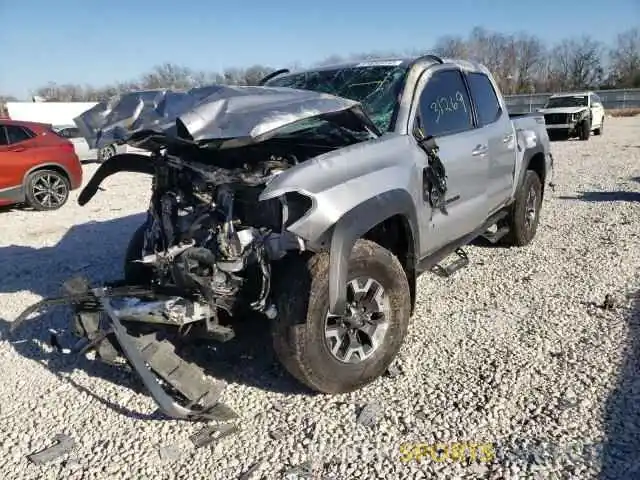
[549,36,605,90]
[609,27,640,87]
[432,35,469,58]
[140,63,197,90]
[512,34,546,93]
[242,65,276,86]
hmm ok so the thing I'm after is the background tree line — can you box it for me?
[1,26,639,112]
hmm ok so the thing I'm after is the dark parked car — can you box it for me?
[0,119,83,210]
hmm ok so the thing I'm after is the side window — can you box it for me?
[6,125,33,145]
[417,69,473,137]
[467,72,502,126]
[0,126,8,146]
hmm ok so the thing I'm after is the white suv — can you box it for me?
[538,91,605,140]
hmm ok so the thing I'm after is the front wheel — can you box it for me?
[271,239,411,394]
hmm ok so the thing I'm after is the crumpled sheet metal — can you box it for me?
[73,84,362,150]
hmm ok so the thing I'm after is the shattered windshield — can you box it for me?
[265,63,409,132]
[544,96,588,108]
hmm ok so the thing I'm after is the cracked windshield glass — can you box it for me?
[266,63,409,132]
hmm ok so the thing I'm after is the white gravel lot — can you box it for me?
[0,117,639,480]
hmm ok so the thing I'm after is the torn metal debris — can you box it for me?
[356,402,383,428]
[269,428,287,441]
[190,422,239,448]
[238,460,264,480]
[283,461,313,480]
[11,278,239,423]
[385,362,403,378]
[27,434,75,465]
[158,443,182,462]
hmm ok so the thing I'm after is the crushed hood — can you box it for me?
[73,85,380,150]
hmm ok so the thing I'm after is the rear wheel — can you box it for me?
[24,169,70,211]
[500,170,543,247]
[271,239,411,394]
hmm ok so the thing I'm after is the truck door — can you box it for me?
[412,66,491,254]
[465,71,517,214]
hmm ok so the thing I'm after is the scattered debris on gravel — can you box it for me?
[27,433,76,465]
[356,402,383,428]
[0,117,639,479]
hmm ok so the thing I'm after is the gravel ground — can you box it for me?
[1,117,639,480]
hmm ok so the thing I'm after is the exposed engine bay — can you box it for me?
[95,122,373,340]
[129,149,308,324]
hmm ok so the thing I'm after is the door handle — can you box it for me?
[9,146,25,152]
[472,144,488,156]
[503,134,514,143]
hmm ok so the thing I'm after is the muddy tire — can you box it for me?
[271,239,411,394]
[24,169,70,211]
[124,223,153,284]
[500,170,543,247]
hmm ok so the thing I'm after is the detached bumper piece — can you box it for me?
[11,276,238,422]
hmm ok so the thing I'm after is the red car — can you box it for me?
[0,119,83,211]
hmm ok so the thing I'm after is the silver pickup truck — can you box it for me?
[13,55,553,422]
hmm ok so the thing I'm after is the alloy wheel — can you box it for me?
[324,276,391,364]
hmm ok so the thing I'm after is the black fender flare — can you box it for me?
[515,142,546,193]
[327,189,419,316]
[78,153,156,206]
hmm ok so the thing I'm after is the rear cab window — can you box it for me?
[417,69,474,137]
[466,72,502,127]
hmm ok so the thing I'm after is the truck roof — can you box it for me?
[274,55,490,77]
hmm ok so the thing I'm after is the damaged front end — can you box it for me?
[12,85,379,421]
